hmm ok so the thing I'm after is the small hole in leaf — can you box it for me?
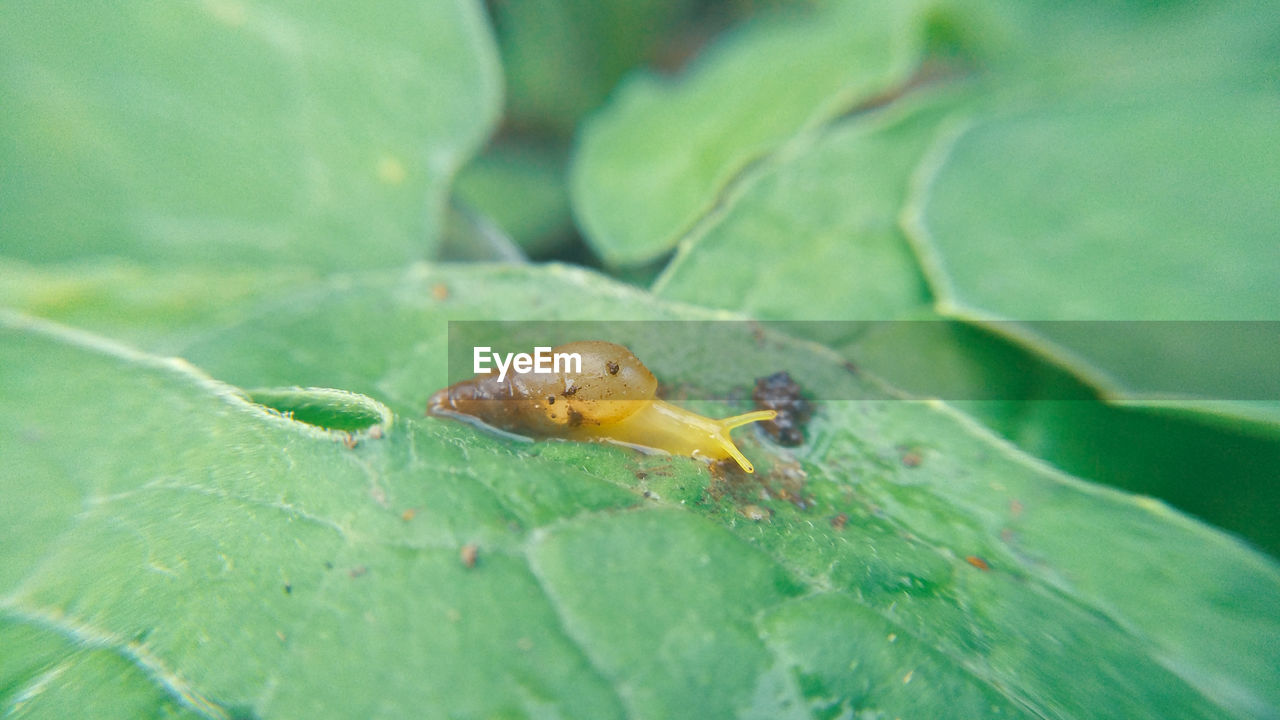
[246,387,392,433]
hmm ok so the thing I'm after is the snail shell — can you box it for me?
[428,341,775,472]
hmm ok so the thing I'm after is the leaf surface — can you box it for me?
[3,265,1278,719]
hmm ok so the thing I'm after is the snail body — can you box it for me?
[428,340,775,472]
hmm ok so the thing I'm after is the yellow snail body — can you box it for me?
[427,340,776,472]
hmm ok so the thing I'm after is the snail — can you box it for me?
[427,341,776,473]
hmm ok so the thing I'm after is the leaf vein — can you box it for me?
[0,601,231,720]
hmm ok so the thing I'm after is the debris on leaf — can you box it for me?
[752,371,812,446]
[899,446,923,468]
[460,543,479,568]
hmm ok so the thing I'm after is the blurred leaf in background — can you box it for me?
[0,0,500,269]
[454,0,803,260]
[572,0,929,268]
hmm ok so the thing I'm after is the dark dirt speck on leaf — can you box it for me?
[752,371,812,446]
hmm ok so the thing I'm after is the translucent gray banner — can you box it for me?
[445,320,1280,402]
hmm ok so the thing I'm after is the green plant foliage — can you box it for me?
[571,0,929,268]
[644,0,1280,549]
[3,0,1279,717]
[0,259,319,353]
[4,265,1279,718]
[651,86,1280,549]
[653,93,941,322]
[906,92,1280,416]
[0,0,501,269]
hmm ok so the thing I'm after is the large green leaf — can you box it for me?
[0,0,500,269]
[4,265,1278,718]
[649,85,1280,551]
[0,258,318,353]
[652,93,943,323]
[904,103,1280,452]
[644,1,1280,549]
[570,0,929,268]
[898,3,1280,421]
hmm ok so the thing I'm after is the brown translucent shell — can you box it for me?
[428,341,658,436]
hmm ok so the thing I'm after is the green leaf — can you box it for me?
[653,93,945,322]
[571,0,929,267]
[0,0,501,270]
[453,144,574,257]
[2,311,634,719]
[527,510,807,719]
[905,90,1280,380]
[643,1,1280,550]
[4,264,1278,718]
[997,396,1280,554]
[0,258,318,353]
[896,3,1280,425]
